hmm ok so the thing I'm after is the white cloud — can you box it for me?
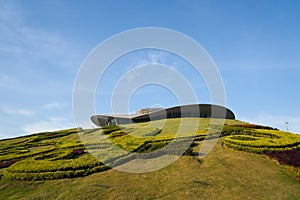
[22,117,75,134]
[0,3,81,137]
[0,2,79,70]
[240,114,300,134]
[41,102,64,110]
[136,50,169,66]
[1,106,35,117]
[0,74,19,88]
[148,50,168,64]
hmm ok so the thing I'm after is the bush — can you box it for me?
[228,124,277,130]
[2,165,110,181]
[1,155,109,181]
[266,149,300,167]
[101,125,121,134]
[223,129,300,154]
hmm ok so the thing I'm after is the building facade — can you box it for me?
[91,104,235,127]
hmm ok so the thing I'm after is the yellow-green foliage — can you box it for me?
[2,166,109,181]
[0,119,240,181]
[4,118,298,181]
[223,129,300,153]
[1,155,107,181]
[110,134,147,152]
[0,128,107,181]
[6,156,101,173]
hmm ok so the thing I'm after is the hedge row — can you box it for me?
[0,147,56,163]
[227,124,277,130]
[101,125,121,134]
[6,156,101,173]
[2,165,109,181]
[266,149,300,167]
[223,129,300,154]
[29,128,80,142]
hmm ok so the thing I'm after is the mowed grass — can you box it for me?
[1,139,300,200]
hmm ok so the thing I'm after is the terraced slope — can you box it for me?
[0,118,235,180]
[0,118,299,199]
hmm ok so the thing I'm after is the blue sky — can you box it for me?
[0,0,300,138]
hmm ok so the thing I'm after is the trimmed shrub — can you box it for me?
[266,149,300,167]
[223,129,300,154]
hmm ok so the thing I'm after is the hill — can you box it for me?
[0,118,300,199]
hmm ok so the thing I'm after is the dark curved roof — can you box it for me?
[91,104,235,126]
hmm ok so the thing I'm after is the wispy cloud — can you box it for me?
[0,2,80,71]
[123,50,176,83]
[148,51,168,64]
[0,3,81,138]
[1,106,35,117]
[1,101,66,117]
[22,117,74,134]
[41,102,65,110]
[0,74,18,88]
[136,50,170,65]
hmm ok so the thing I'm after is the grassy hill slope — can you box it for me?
[0,118,300,199]
[1,139,300,199]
